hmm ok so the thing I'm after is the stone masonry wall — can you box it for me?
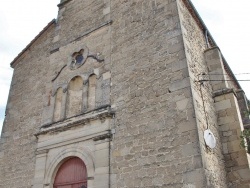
[177,0,228,187]
[205,47,250,187]
[0,0,112,187]
[110,0,207,187]
[1,0,244,187]
[0,25,55,188]
[52,0,111,50]
[214,91,250,187]
[41,25,112,126]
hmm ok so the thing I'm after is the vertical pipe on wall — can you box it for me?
[205,30,210,49]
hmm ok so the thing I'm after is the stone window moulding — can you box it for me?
[41,45,111,127]
[69,46,89,70]
[32,44,113,188]
[42,44,110,127]
[51,73,99,123]
[51,45,104,82]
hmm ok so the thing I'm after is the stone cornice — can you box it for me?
[213,88,237,98]
[93,132,112,142]
[35,105,115,136]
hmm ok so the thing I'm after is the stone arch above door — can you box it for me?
[54,157,87,188]
[44,147,95,188]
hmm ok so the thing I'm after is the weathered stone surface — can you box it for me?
[178,0,229,187]
[0,0,249,188]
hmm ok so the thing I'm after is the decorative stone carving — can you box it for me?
[52,64,67,82]
[69,46,89,70]
[93,132,112,141]
[51,45,105,83]
[68,45,104,70]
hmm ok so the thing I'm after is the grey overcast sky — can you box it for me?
[0,0,250,134]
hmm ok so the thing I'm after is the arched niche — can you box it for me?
[53,87,63,122]
[66,76,84,118]
[88,74,97,110]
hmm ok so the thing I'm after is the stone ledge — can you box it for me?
[36,105,115,136]
[37,130,111,151]
[204,46,220,53]
[213,88,237,98]
[93,133,112,142]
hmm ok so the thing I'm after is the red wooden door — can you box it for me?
[54,157,87,188]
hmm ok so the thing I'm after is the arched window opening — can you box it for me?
[66,76,83,118]
[88,74,97,110]
[53,88,63,122]
[54,157,87,188]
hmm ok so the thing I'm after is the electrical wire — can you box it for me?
[207,73,250,76]
[197,79,250,82]
[197,75,210,130]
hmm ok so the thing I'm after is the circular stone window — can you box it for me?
[75,54,84,65]
[70,50,86,70]
[68,46,89,70]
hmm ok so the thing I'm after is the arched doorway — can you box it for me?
[54,157,87,188]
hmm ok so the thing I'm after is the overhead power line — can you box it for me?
[197,79,250,82]
[207,73,250,76]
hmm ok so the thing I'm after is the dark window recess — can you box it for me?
[76,54,84,64]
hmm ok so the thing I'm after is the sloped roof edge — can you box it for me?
[10,19,56,68]
[10,2,241,89]
[183,0,241,89]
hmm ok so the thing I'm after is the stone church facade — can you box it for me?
[1,0,250,187]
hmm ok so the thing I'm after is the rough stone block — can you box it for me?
[102,71,111,80]
[172,59,187,72]
[222,143,229,154]
[169,78,190,92]
[176,98,190,111]
[181,142,200,157]
[215,99,232,111]
[227,140,241,153]
[218,116,235,126]
[94,174,109,188]
[183,169,205,184]
[103,7,110,15]
[237,169,250,180]
[177,121,196,133]
[95,148,109,168]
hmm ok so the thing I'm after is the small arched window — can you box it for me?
[88,74,97,110]
[66,76,83,118]
[54,157,87,188]
[53,87,63,122]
